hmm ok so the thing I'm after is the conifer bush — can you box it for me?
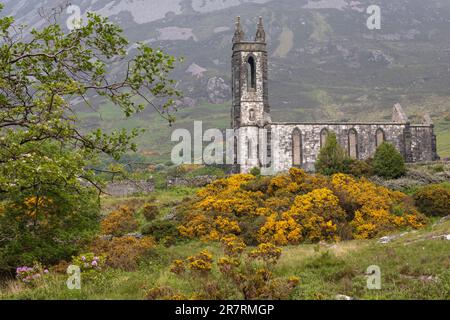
[372,142,406,179]
[315,132,347,175]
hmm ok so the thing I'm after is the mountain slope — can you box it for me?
[2,0,449,160]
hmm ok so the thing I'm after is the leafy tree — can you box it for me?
[315,132,347,175]
[0,5,180,270]
[0,184,100,270]
[372,142,406,179]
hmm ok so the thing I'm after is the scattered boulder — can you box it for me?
[100,234,113,241]
[162,210,177,221]
[431,234,450,241]
[378,232,408,244]
[207,77,230,104]
[125,232,144,239]
[400,274,438,283]
[435,215,450,226]
[186,63,207,78]
[367,50,393,65]
[335,294,354,300]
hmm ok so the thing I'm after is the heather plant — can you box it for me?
[71,253,105,274]
[16,262,49,286]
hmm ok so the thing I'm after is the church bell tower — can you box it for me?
[231,17,271,173]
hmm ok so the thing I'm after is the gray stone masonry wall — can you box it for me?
[105,180,154,197]
[410,125,438,162]
[167,175,218,187]
[270,122,407,172]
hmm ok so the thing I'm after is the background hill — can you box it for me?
[2,0,450,162]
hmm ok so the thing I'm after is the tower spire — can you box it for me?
[255,16,265,42]
[233,16,245,43]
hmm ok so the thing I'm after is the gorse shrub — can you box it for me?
[413,184,450,217]
[342,158,374,177]
[372,142,406,179]
[142,203,160,222]
[91,235,155,271]
[315,132,347,176]
[142,220,180,245]
[148,241,298,300]
[176,168,426,245]
[100,206,138,236]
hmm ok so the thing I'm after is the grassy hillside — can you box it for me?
[1,188,449,300]
[4,0,450,161]
[66,0,450,163]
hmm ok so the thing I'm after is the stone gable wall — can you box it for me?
[410,125,437,162]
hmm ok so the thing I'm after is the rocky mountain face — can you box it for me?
[2,0,450,158]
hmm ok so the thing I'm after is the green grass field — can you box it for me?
[1,187,449,300]
[436,120,450,158]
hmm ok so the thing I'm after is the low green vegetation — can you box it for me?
[315,132,347,176]
[1,213,448,300]
[372,142,407,179]
[1,166,449,300]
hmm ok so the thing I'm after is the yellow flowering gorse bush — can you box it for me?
[177,168,426,245]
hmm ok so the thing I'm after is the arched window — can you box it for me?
[247,56,256,90]
[233,136,238,165]
[247,138,252,160]
[320,128,329,148]
[292,128,302,166]
[249,109,255,121]
[348,129,358,159]
[265,128,272,168]
[376,128,385,147]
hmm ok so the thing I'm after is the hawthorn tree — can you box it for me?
[0,5,180,270]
